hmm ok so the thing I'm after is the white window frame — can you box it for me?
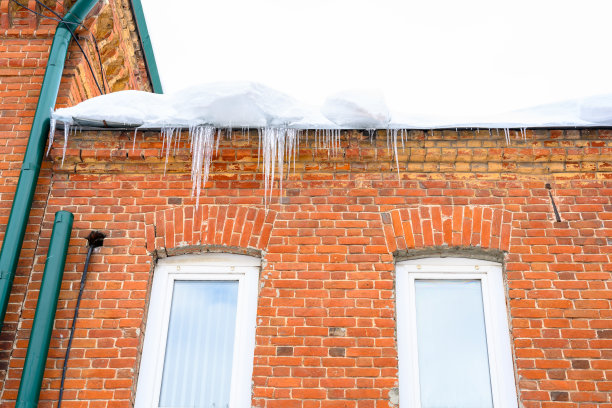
[396,257,518,408]
[134,253,260,408]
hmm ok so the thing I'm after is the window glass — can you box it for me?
[415,279,493,408]
[396,257,518,408]
[134,254,260,408]
[159,281,239,408]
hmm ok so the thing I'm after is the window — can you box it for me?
[396,257,518,408]
[135,253,260,408]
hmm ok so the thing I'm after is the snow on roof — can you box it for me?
[52,81,612,130]
[53,82,334,129]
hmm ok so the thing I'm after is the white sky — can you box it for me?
[141,0,612,118]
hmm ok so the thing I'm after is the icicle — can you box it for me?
[259,126,294,209]
[386,129,390,154]
[503,128,510,145]
[61,124,70,167]
[189,125,215,207]
[190,126,202,194]
[321,129,325,151]
[257,127,262,170]
[334,129,339,156]
[261,127,275,208]
[319,129,329,154]
[262,128,269,207]
[322,129,326,155]
[372,129,377,160]
[392,129,400,180]
[332,129,340,157]
[267,128,274,207]
[46,118,57,156]
[335,129,338,156]
[172,129,177,153]
[334,129,337,156]
[162,127,176,174]
[173,129,181,154]
[286,128,298,176]
[296,130,301,156]
[295,129,300,170]
[191,126,204,206]
[285,129,291,176]
[324,129,328,153]
[132,128,138,152]
[199,126,215,207]
[277,128,286,201]
[188,125,194,153]
[215,128,222,155]
[291,129,298,174]
[169,128,175,161]
[160,130,165,158]
[334,129,337,155]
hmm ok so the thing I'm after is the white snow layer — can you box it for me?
[52,81,612,129]
[321,90,390,128]
[53,82,336,129]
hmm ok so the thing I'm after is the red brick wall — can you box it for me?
[2,128,609,407]
[0,0,151,391]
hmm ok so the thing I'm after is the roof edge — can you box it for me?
[129,0,163,94]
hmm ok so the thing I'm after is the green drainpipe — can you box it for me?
[130,0,163,93]
[16,211,73,408]
[0,0,99,330]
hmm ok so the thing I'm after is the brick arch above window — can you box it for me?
[144,205,277,253]
[381,206,513,254]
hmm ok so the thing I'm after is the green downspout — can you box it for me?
[130,0,163,93]
[0,0,99,330]
[15,211,73,408]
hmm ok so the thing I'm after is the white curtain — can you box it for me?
[159,280,239,408]
[415,279,493,408]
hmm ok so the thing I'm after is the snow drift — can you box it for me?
[52,81,612,129]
